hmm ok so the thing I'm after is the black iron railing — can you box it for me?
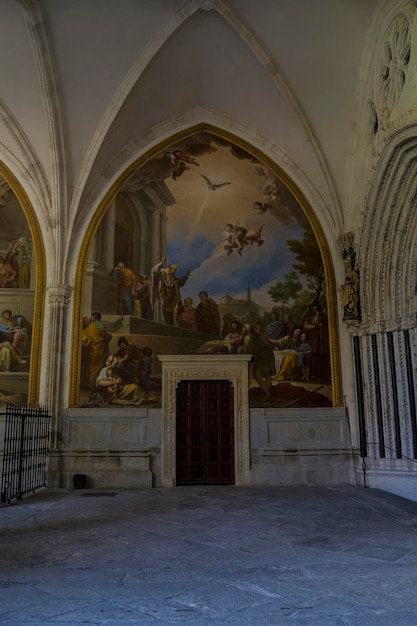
[1,402,51,506]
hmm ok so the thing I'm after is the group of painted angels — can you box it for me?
[223,223,265,256]
[165,150,200,181]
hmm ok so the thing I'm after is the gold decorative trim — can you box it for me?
[69,123,342,406]
[0,162,46,405]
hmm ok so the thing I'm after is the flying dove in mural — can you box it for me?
[201,174,231,190]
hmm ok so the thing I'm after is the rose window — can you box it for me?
[379,14,411,113]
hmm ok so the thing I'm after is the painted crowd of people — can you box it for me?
[104,255,330,405]
[0,237,32,289]
[81,313,158,408]
[193,305,329,401]
[0,309,31,372]
[111,257,224,336]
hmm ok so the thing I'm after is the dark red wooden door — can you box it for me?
[176,380,235,485]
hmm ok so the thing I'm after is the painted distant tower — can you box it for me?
[218,287,261,321]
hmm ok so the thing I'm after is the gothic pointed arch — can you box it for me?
[69,125,342,409]
[352,126,417,479]
[360,124,417,327]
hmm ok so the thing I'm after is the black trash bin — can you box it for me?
[73,474,87,489]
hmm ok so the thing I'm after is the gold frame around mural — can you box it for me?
[69,123,342,407]
[0,162,46,406]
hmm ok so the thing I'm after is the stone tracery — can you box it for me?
[377,14,411,115]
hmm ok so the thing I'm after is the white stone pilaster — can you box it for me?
[46,284,72,448]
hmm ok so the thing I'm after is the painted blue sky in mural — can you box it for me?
[167,220,304,306]
[160,139,307,309]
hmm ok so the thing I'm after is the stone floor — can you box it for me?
[1,485,416,625]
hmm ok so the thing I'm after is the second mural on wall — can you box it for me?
[0,173,34,405]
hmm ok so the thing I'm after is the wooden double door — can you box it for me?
[176,380,235,485]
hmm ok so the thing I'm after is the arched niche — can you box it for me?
[70,124,342,410]
[0,162,45,405]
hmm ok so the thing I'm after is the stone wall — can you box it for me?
[45,406,355,490]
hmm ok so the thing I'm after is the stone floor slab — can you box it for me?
[1,485,416,624]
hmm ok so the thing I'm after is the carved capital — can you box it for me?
[47,284,72,308]
[337,232,355,253]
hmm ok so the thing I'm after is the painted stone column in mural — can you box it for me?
[84,200,118,315]
[149,208,162,266]
[160,213,168,266]
[100,200,116,270]
[46,284,72,447]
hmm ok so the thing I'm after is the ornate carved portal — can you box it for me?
[158,355,252,487]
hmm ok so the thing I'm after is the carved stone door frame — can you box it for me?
[158,355,252,487]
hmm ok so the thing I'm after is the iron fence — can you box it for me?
[1,402,51,506]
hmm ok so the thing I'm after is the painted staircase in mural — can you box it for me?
[105,314,221,377]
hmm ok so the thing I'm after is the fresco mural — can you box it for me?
[0,174,34,405]
[80,132,332,409]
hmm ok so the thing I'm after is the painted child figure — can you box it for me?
[224,224,248,256]
[296,332,312,381]
[139,347,153,391]
[89,365,121,405]
[102,367,122,396]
